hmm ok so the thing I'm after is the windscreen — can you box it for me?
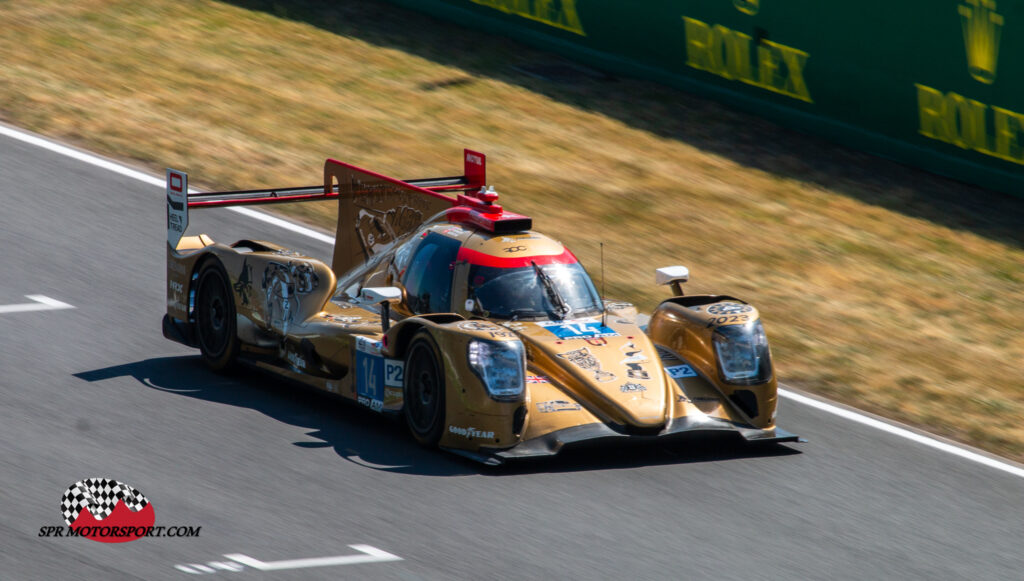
[468,262,602,320]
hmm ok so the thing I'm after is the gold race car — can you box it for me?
[162,150,798,463]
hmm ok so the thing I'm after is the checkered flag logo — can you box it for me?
[61,478,149,526]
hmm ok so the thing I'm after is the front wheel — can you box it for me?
[403,330,446,446]
[195,259,239,372]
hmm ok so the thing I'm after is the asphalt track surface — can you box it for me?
[2,127,1024,580]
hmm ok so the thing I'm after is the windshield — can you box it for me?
[468,262,602,320]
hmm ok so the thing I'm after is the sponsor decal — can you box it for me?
[537,318,619,340]
[707,303,754,315]
[584,337,608,347]
[168,281,184,294]
[676,393,692,404]
[458,321,501,332]
[914,2,1024,166]
[666,364,699,379]
[557,347,616,382]
[448,425,495,439]
[41,478,200,543]
[960,0,1003,85]
[168,261,188,276]
[357,395,384,412]
[321,313,363,325]
[355,336,382,355]
[682,16,812,103]
[619,342,650,381]
[285,350,306,370]
[620,382,646,393]
[470,0,586,36]
[536,400,582,413]
[734,0,758,15]
[503,245,528,253]
[166,169,188,248]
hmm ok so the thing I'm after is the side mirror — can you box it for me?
[359,286,402,333]
[655,266,690,296]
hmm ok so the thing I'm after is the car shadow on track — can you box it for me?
[75,356,801,476]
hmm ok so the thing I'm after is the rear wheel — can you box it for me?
[195,260,239,372]
[403,330,446,446]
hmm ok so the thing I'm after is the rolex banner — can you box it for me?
[386,0,1024,196]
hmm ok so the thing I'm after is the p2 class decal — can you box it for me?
[666,364,698,379]
[61,478,155,543]
[536,318,619,340]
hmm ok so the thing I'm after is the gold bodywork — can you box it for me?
[164,156,796,463]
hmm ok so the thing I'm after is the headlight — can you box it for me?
[467,339,526,401]
[712,320,773,385]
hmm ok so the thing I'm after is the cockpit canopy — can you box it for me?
[333,223,602,320]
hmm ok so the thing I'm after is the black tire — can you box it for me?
[403,330,446,446]
[195,259,240,372]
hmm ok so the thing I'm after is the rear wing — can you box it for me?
[166,149,532,275]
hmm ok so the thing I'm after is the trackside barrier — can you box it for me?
[385,0,1024,197]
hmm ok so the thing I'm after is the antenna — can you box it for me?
[600,242,607,326]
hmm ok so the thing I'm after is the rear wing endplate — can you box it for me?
[166,149,531,275]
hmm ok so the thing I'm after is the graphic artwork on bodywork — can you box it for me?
[537,318,618,340]
[525,375,550,383]
[233,258,253,305]
[262,261,319,334]
[355,205,423,256]
[557,347,616,382]
[619,342,650,380]
[536,400,582,413]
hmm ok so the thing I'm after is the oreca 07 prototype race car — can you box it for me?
[163,150,798,463]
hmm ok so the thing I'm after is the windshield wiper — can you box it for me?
[531,261,572,320]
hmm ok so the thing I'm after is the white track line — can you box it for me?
[3,121,1022,480]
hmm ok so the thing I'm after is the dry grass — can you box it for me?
[2,0,1022,459]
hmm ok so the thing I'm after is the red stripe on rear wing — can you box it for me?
[186,148,489,209]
